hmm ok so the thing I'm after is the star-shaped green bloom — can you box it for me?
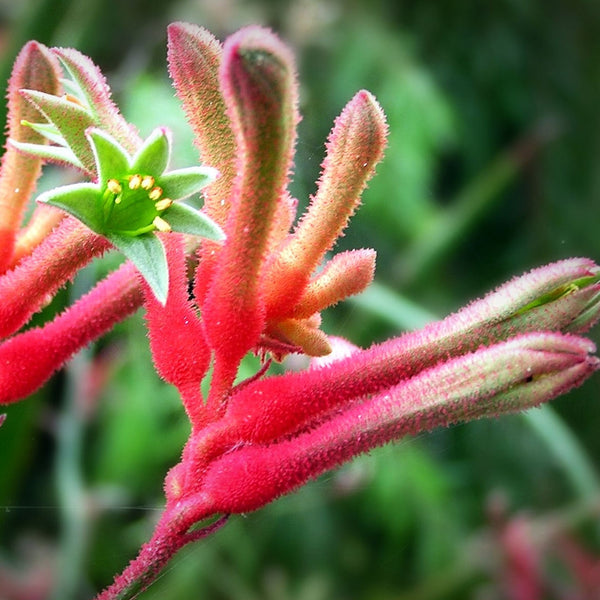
[36,127,224,303]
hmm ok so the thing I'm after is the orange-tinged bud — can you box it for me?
[292,249,376,319]
[263,90,388,320]
[271,317,332,357]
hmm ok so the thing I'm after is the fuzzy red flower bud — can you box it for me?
[198,333,598,514]
[0,41,61,273]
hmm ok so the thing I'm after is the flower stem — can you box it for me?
[93,501,223,600]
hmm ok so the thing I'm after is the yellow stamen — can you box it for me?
[149,186,163,201]
[155,198,173,211]
[107,179,122,194]
[153,216,171,232]
[141,176,155,190]
[128,174,142,190]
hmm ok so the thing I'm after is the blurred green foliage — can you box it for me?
[1,1,600,598]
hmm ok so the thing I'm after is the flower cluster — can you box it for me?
[0,23,599,600]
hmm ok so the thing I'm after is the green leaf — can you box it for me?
[107,233,169,304]
[37,183,103,231]
[87,128,130,182]
[130,127,170,175]
[159,166,218,200]
[167,202,225,240]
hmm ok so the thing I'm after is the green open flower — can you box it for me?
[36,127,224,303]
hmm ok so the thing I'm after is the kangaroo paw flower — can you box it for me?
[35,127,223,303]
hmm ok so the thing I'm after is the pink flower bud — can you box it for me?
[198,333,598,514]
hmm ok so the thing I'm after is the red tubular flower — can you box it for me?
[195,334,599,514]
[0,260,141,404]
[201,26,300,407]
[0,218,109,340]
[143,233,211,428]
[0,42,61,273]
[167,23,237,306]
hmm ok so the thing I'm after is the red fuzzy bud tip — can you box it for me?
[291,249,376,319]
[263,90,388,320]
[167,22,236,227]
[0,41,61,273]
[198,333,598,514]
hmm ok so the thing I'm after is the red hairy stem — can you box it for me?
[0,261,142,404]
[144,234,211,429]
[0,218,109,340]
[194,333,598,512]
[0,41,61,273]
[8,204,64,268]
[93,500,222,600]
[202,26,299,409]
[263,90,388,319]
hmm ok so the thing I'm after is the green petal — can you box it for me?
[37,182,103,231]
[20,120,66,146]
[158,166,218,200]
[108,233,168,304]
[87,128,130,182]
[130,127,170,175]
[166,202,225,240]
[20,89,96,172]
[9,139,84,170]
